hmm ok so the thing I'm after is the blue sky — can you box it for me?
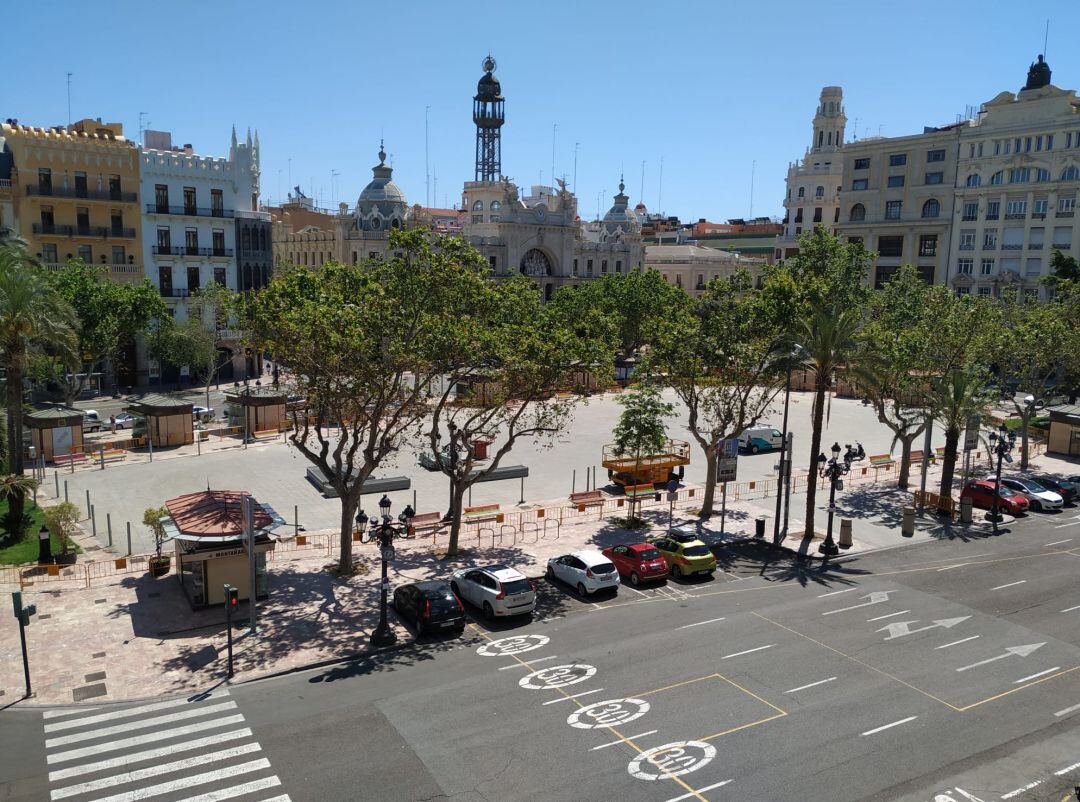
[5,0,1080,222]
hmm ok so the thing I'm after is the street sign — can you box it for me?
[964,415,981,452]
[716,438,739,483]
[381,545,396,562]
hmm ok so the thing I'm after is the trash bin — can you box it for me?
[471,439,489,460]
[902,506,916,538]
[754,516,766,538]
[960,496,973,524]
[839,518,853,548]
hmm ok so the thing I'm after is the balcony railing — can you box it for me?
[146,204,234,219]
[1052,242,1072,249]
[159,288,192,298]
[1002,243,1023,250]
[1056,210,1075,218]
[234,209,271,221]
[26,184,137,203]
[985,213,1000,220]
[40,262,140,275]
[1029,243,1043,250]
[961,215,977,221]
[959,244,974,251]
[33,223,136,238]
[0,178,11,189]
[152,245,234,257]
[1004,213,1026,220]
[983,243,997,250]
[1032,212,1047,220]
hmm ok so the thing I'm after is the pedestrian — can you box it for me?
[110,415,117,433]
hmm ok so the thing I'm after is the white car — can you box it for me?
[994,476,1064,512]
[112,413,137,430]
[192,405,215,420]
[82,410,103,432]
[450,564,536,620]
[547,549,621,596]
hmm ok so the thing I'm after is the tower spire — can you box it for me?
[473,54,505,182]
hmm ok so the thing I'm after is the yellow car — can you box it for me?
[648,536,717,579]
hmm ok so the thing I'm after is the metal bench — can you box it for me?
[463,503,501,523]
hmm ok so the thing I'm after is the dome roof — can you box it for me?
[603,179,633,225]
[476,54,502,100]
[357,144,407,206]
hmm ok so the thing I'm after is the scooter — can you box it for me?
[845,442,866,462]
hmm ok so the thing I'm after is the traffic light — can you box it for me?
[224,584,238,612]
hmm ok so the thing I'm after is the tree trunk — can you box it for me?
[698,443,718,518]
[1019,411,1031,470]
[337,488,359,574]
[5,353,26,527]
[937,426,961,512]
[804,382,826,539]
[446,482,468,557]
[898,435,914,489]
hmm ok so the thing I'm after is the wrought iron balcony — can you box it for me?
[1056,210,1075,218]
[33,223,135,238]
[145,204,233,218]
[26,184,137,203]
[153,246,233,257]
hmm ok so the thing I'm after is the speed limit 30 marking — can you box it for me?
[627,740,716,781]
[476,634,550,657]
[519,663,598,690]
[567,698,650,729]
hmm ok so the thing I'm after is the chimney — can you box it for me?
[183,144,194,155]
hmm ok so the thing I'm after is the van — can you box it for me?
[82,410,103,433]
[738,425,783,454]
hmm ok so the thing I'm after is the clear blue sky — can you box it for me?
[5,0,1080,223]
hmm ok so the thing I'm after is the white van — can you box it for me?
[738,425,783,454]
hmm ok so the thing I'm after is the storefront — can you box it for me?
[1047,404,1080,457]
[125,393,194,447]
[24,406,85,462]
[224,384,287,436]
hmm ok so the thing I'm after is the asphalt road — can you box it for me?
[4,507,1080,802]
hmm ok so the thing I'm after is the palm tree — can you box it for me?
[0,243,78,527]
[798,304,863,540]
[928,368,990,514]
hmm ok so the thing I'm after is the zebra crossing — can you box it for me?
[42,689,290,802]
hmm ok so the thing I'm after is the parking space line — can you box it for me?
[1061,605,1080,613]
[1055,702,1080,718]
[867,610,910,622]
[991,580,1028,591]
[817,588,856,597]
[1045,539,1073,547]
[677,617,726,630]
[861,716,917,736]
[1014,667,1060,684]
[633,675,716,698]
[785,677,837,694]
[590,730,658,751]
[1001,780,1042,799]
[936,636,980,650]
[541,689,604,705]
[721,644,774,660]
[498,655,557,670]
[1054,760,1080,776]
[663,780,734,801]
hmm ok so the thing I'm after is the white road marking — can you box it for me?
[540,616,563,623]
[860,716,917,736]
[1061,605,1080,613]
[822,591,894,615]
[498,655,557,670]
[47,714,248,764]
[1054,518,1080,529]
[591,729,658,750]
[1045,539,1073,546]
[879,617,970,641]
[991,580,1027,591]
[677,617,726,630]
[936,635,981,650]
[817,588,856,598]
[623,585,650,598]
[936,563,969,572]
[956,643,1045,673]
[256,797,291,802]
[1054,760,1080,776]
[785,677,837,694]
[1014,667,1061,684]
[42,707,101,720]
[48,729,254,781]
[43,693,227,732]
[1055,702,1080,717]
[721,644,774,659]
[663,780,734,801]
[45,701,238,748]
[541,688,604,705]
[867,610,910,622]
[49,743,263,799]
[173,776,282,802]
[85,758,271,802]
[1001,780,1042,799]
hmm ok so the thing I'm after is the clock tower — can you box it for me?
[473,55,505,182]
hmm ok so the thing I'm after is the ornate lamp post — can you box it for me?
[367,494,415,648]
[816,442,853,557]
[987,425,1016,535]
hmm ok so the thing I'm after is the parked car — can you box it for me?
[738,425,784,454]
[546,549,620,596]
[392,581,466,635]
[960,480,1029,516]
[450,564,536,620]
[192,405,214,420]
[1031,475,1078,504]
[82,410,102,432]
[992,476,1064,512]
[648,536,717,579]
[602,543,669,586]
[112,413,137,430]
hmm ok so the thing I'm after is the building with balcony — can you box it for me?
[0,136,14,240]
[645,244,766,296]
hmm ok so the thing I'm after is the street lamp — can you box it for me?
[772,341,804,545]
[988,425,1016,535]
[816,441,853,557]
[368,495,415,648]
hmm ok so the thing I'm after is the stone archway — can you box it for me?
[520,248,553,277]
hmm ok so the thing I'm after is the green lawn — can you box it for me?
[0,498,78,566]
[1003,416,1050,431]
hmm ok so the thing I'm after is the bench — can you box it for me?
[98,449,126,464]
[409,512,443,535]
[623,483,658,500]
[463,503,500,523]
[868,454,894,468]
[305,467,411,498]
[908,450,925,464]
[934,446,946,460]
[53,452,88,466]
[569,490,604,508]
[250,429,280,442]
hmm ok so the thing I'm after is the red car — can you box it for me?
[961,480,1029,515]
[602,543,669,586]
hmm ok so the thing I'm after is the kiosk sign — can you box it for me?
[716,438,739,483]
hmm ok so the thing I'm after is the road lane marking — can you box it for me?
[867,610,910,622]
[46,714,248,764]
[44,701,238,748]
[936,563,969,571]
[663,780,734,801]
[956,643,1045,673]
[1055,702,1080,717]
[822,591,894,615]
[991,580,1028,591]
[172,776,283,802]
[785,677,837,694]
[721,644,774,659]
[42,708,101,720]
[541,688,604,705]
[498,655,558,670]
[936,636,980,650]
[861,716,917,736]
[1014,667,1061,684]
[678,617,726,630]
[1001,780,1042,799]
[817,588,856,597]
[86,757,271,802]
[43,693,227,732]
[1054,760,1080,776]
[1045,539,1073,547]
[1061,605,1080,613]
[591,730,658,750]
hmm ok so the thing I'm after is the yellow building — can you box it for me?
[1,118,143,283]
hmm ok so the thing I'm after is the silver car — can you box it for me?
[450,564,536,620]
[995,476,1064,512]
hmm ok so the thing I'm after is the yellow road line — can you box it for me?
[699,711,788,742]
[957,665,1080,712]
[632,674,718,698]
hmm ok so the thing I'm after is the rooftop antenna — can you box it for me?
[424,105,431,207]
[1043,18,1050,58]
[573,142,580,190]
[657,156,664,215]
[66,72,73,128]
[551,123,557,191]
[852,117,859,141]
[331,169,340,206]
[639,160,646,205]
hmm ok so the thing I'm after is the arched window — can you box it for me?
[1061,166,1080,181]
[1009,167,1030,183]
[849,203,865,221]
[371,217,382,230]
[966,174,981,187]
[390,218,400,229]
[472,200,483,211]
[921,199,940,218]
[1036,168,1051,182]
[797,187,805,199]
[490,200,501,211]
[242,229,251,250]
[827,132,832,146]
[990,170,1004,185]
[815,186,824,198]
[817,131,823,147]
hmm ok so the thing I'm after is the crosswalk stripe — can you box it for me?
[84,757,271,802]
[45,702,237,748]
[47,714,247,764]
[50,743,263,800]
[43,707,101,720]
[255,796,292,802]
[172,775,282,802]
[45,693,227,733]
[49,728,255,782]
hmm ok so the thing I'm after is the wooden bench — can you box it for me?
[934,446,946,461]
[53,452,88,467]
[569,490,604,508]
[868,454,894,468]
[623,483,658,500]
[250,429,280,442]
[908,450,925,464]
[463,503,501,523]
[409,512,443,535]
[98,449,126,463]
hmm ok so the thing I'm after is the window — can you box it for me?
[885,200,902,220]
[1060,196,1076,214]
[1009,167,1030,183]
[921,199,940,218]
[794,208,803,223]
[983,230,997,249]
[107,175,121,199]
[155,184,169,211]
[957,258,973,275]
[1036,168,1051,182]
[472,200,483,211]
[1062,166,1080,181]
[959,230,975,249]
[183,186,196,214]
[1025,258,1042,276]
[111,245,125,264]
[675,274,682,288]
[210,189,223,216]
[919,234,938,257]
[490,255,498,272]
[158,265,172,295]
[1034,198,1049,217]
[957,286,970,295]
[77,244,92,262]
[471,215,482,224]
[847,236,864,246]
[887,175,905,188]
[980,258,993,275]
[572,258,578,276]
[615,260,623,273]
[978,287,993,296]
[110,212,124,235]
[601,259,608,274]
[74,171,87,197]
[849,203,865,221]
[986,200,1000,219]
[853,158,870,170]
[185,228,198,253]
[1001,257,1021,274]
[966,174,981,187]
[927,149,946,162]
[490,201,501,212]
[990,171,1004,185]
[212,229,225,254]
[1053,226,1073,248]
[813,208,822,223]
[586,259,593,276]
[76,207,90,234]
[925,172,944,185]
[38,167,53,193]
[877,235,903,257]
[1006,199,1027,218]
[1030,227,1045,248]
[187,266,200,292]
[815,186,824,198]
[696,275,704,289]
[157,226,171,249]
[214,267,226,286]
[851,178,868,191]
[889,153,907,166]
[962,201,978,220]
[40,243,57,262]
[1024,287,1039,302]
[797,187,805,198]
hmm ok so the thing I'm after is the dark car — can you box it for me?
[1033,475,1078,503]
[393,581,466,635]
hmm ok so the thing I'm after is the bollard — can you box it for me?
[294,504,299,538]
[960,496,973,524]
[572,469,576,494]
[54,471,59,498]
[107,513,113,548]
[91,505,96,538]
[902,506,916,538]
[126,522,132,556]
[839,518,853,549]
[64,480,69,503]
[86,489,91,519]
[99,446,105,470]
